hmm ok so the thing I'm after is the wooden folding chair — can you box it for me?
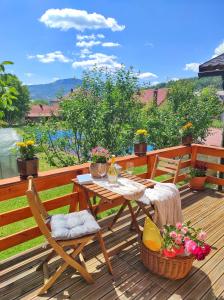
[26,176,112,295]
[109,155,181,230]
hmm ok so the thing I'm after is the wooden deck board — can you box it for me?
[0,189,223,300]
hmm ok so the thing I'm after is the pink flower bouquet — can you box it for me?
[162,221,211,260]
[91,146,110,163]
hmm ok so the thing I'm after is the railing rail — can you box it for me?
[0,144,223,253]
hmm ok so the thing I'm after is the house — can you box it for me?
[204,128,223,147]
[26,104,59,121]
[139,88,168,106]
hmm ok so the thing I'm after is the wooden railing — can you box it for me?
[0,144,223,253]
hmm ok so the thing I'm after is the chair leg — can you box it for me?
[96,231,113,275]
[108,201,127,230]
[36,249,55,271]
[38,262,69,295]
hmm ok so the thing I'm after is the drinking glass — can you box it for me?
[126,161,134,175]
[98,163,107,179]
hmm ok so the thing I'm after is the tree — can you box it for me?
[3,75,30,125]
[60,67,143,162]
[145,80,223,149]
[0,61,18,122]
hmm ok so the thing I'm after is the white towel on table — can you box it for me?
[138,182,183,228]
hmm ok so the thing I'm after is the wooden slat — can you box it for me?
[206,175,224,186]
[0,193,78,227]
[157,166,176,174]
[195,144,224,158]
[0,226,41,251]
[158,156,179,164]
[196,160,224,172]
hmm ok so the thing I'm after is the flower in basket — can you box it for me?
[179,122,193,137]
[162,221,211,261]
[190,162,207,178]
[134,129,148,144]
[91,146,110,163]
[16,140,36,160]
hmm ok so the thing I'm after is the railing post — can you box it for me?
[191,145,198,167]
[147,154,156,179]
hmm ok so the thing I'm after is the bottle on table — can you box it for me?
[107,155,118,184]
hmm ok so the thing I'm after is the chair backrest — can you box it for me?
[26,176,52,240]
[150,155,181,184]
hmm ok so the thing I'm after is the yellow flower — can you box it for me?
[16,142,26,147]
[136,129,148,135]
[182,122,193,130]
[26,140,35,146]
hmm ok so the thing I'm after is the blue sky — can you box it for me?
[1,0,224,85]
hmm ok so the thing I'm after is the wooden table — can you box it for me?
[72,172,154,256]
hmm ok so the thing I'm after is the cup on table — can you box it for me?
[126,161,134,175]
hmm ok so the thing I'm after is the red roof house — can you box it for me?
[139,88,168,106]
[27,104,59,120]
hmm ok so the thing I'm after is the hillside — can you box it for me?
[151,76,223,90]
[28,78,82,101]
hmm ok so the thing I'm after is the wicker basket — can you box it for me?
[140,240,194,280]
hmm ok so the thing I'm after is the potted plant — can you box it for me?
[134,129,148,156]
[189,162,207,190]
[16,140,38,179]
[140,221,211,280]
[179,122,193,146]
[89,146,110,178]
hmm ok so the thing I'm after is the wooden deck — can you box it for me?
[1,188,224,300]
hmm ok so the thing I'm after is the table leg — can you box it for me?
[126,201,141,236]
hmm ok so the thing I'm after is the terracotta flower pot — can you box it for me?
[89,163,109,178]
[17,157,39,180]
[189,176,207,190]
[182,135,193,146]
[134,143,147,156]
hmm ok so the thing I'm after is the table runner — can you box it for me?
[92,177,146,201]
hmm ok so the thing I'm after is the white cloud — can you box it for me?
[170,77,179,81]
[102,42,120,47]
[76,33,105,41]
[28,51,71,63]
[138,72,158,79]
[76,40,101,48]
[40,8,125,32]
[79,48,92,58]
[184,63,200,72]
[52,77,60,82]
[24,72,34,77]
[212,41,224,58]
[72,52,122,70]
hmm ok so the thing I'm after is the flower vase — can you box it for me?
[189,176,207,190]
[182,135,193,146]
[17,157,39,179]
[89,163,109,178]
[134,143,147,156]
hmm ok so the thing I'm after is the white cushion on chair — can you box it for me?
[50,210,100,240]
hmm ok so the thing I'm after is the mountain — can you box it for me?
[151,76,223,90]
[28,78,82,101]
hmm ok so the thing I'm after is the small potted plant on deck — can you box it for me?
[189,162,207,190]
[134,129,148,156]
[89,146,110,178]
[179,122,193,146]
[16,140,38,179]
